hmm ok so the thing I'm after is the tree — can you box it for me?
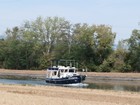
[99,40,131,72]
[1,16,117,71]
[70,23,94,70]
[4,16,73,69]
[0,39,6,68]
[93,25,116,66]
[71,24,115,71]
[4,27,21,69]
[127,29,140,72]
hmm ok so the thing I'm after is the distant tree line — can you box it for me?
[0,17,140,72]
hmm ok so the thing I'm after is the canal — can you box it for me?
[0,78,140,92]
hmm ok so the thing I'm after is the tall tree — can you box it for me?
[94,25,116,66]
[127,29,140,72]
[4,27,22,69]
[0,39,6,68]
[71,23,95,70]
[21,17,72,68]
[72,24,115,71]
[1,16,117,71]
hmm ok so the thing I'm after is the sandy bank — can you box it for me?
[0,84,139,105]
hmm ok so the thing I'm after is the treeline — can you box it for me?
[0,17,140,72]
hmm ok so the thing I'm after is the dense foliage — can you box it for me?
[0,17,139,72]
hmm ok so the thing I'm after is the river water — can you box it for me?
[0,78,140,92]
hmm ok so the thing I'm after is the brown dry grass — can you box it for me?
[0,69,46,75]
[0,69,140,78]
[0,84,140,105]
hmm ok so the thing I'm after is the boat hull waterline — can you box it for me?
[46,75,86,84]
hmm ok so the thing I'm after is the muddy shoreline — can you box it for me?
[0,69,140,82]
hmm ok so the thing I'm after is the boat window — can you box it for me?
[61,69,64,73]
[53,71,57,75]
[69,69,75,73]
[54,68,58,70]
[65,69,68,72]
[48,68,58,70]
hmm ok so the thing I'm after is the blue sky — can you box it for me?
[0,0,140,44]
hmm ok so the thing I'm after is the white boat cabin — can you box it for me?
[46,66,79,79]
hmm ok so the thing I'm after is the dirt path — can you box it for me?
[0,84,140,105]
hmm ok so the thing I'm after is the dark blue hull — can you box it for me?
[46,75,86,84]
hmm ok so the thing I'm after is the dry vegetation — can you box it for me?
[0,84,140,105]
[0,69,46,75]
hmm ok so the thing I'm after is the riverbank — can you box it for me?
[0,84,140,105]
[0,69,140,81]
[0,69,140,104]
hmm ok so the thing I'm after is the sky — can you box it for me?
[0,0,140,44]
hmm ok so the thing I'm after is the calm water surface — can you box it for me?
[0,79,140,92]
[88,82,140,92]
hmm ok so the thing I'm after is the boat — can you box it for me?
[45,60,86,84]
